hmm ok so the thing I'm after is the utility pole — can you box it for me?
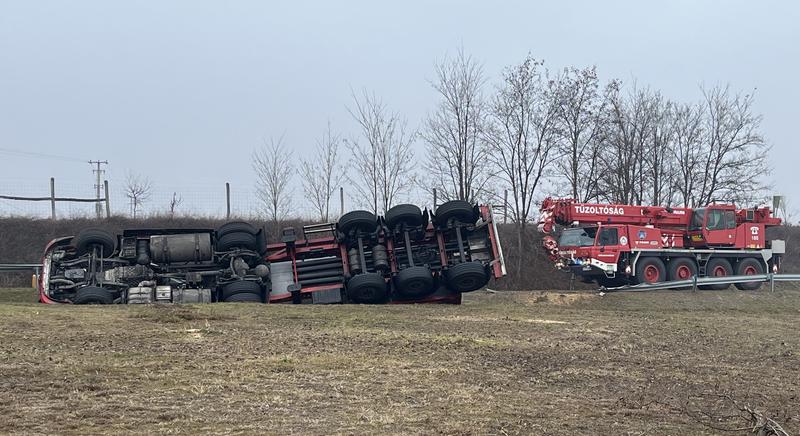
[89,160,108,218]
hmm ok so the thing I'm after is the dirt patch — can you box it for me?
[0,288,798,434]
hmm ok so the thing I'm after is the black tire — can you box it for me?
[597,276,629,288]
[347,272,387,304]
[338,210,378,235]
[217,221,258,237]
[668,258,698,282]
[446,261,488,293]
[394,266,435,299]
[221,280,263,300]
[73,286,113,305]
[216,231,257,251]
[634,257,666,284]
[74,228,116,256]
[700,258,733,290]
[385,204,424,230]
[734,258,764,291]
[435,200,477,225]
[223,292,263,303]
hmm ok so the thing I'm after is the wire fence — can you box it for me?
[0,177,512,222]
[0,177,397,220]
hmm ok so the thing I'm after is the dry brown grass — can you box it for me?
[0,288,798,435]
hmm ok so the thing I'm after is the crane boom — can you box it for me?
[537,198,691,233]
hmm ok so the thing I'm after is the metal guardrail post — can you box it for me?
[692,275,697,292]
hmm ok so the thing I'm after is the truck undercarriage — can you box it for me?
[39,201,506,305]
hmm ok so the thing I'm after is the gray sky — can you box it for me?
[1,1,798,218]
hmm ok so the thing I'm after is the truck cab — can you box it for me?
[556,224,628,282]
[688,205,737,247]
[688,205,766,249]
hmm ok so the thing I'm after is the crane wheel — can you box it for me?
[699,258,733,290]
[734,258,764,291]
[635,257,666,284]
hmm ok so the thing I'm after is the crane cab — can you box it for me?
[688,205,766,249]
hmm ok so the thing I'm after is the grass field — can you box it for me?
[0,287,798,435]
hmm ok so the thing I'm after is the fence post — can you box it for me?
[433,188,437,210]
[340,187,344,217]
[50,177,56,220]
[503,189,508,224]
[225,182,231,219]
[104,180,110,218]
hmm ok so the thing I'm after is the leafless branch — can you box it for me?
[253,135,294,222]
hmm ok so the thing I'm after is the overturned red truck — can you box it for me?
[537,198,784,289]
[39,201,506,305]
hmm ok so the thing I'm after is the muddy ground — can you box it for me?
[0,288,797,435]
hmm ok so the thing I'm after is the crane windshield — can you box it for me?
[690,208,705,231]
[558,227,598,247]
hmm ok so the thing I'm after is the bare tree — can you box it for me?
[124,172,152,219]
[301,122,345,221]
[599,81,664,205]
[486,55,560,229]
[168,192,183,219]
[553,66,607,202]
[347,90,415,215]
[695,84,770,206]
[422,48,491,202]
[670,101,705,207]
[253,136,294,222]
[644,97,676,206]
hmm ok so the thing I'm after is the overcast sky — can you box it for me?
[1,1,798,218]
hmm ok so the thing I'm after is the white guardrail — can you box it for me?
[601,273,800,293]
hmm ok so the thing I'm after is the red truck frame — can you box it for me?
[39,201,506,305]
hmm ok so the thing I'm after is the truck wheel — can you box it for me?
[221,280,263,300]
[668,258,698,281]
[597,277,629,288]
[74,228,117,256]
[223,292,263,303]
[217,221,257,237]
[73,286,114,304]
[394,266,435,299]
[217,231,257,251]
[338,210,378,235]
[346,272,387,304]
[435,200,477,226]
[635,257,666,284]
[446,261,488,292]
[700,258,733,290]
[734,258,764,291]
[384,204,423,230]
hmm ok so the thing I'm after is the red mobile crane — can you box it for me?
[537,198,785,289]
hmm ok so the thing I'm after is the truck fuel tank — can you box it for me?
[149,233,212,263]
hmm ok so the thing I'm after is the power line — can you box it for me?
[0,147,87,163]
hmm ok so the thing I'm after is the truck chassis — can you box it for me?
[39,201,506,305]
